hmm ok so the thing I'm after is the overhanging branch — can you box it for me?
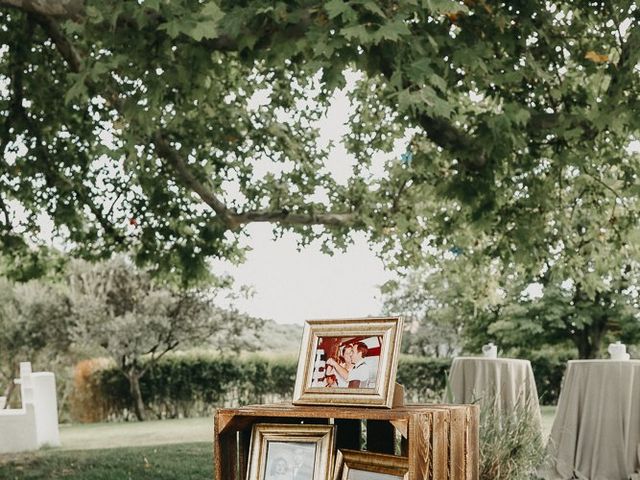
[33,12,82,72]
[154,133,358,230]
[0,0,84,21]
[153,133,237,228]
[234,210,357,228]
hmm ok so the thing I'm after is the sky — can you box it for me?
[211,226,394,325]
[211,76,401,325]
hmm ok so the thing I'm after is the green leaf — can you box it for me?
[429,73,447,92]
[374,20,411,43]
[157,20,182,38]
[187,20,220,41]
[188,3,224,41]
[340,25,371,42]
[142,0,162,12]
[503,103,531,126]
[325,0,356,21]
[64,72,89,105]
[359,1,387,18]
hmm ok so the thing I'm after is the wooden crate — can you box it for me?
[214,402,478,480]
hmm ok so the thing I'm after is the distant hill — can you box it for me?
[240,319,304,354]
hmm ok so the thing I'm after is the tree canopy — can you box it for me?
[1,0,639,280]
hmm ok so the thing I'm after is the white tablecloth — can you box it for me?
[543,360,640,480]
[448,357,541,425]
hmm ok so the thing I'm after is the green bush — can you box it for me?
[479,399,545,480]
[74,352,568,421]
[396,355,451,402]
[74,353,451,421]
[528,350,575,405]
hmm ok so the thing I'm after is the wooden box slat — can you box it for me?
[213,402,478,480]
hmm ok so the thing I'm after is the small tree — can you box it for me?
[67,258,253,421]
[0,277,71,406]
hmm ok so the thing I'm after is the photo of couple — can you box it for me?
[311,336,381,389]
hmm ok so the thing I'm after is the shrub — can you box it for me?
[396,355,451,402]
[528,350,575,405]
[71,352,569,421]
[69,358,116,423]
[71,353,450,421]
[479,399,545,480]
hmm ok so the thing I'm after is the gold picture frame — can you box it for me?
[247,423,335,480]
[292,316,404,408]
[333,449,409,480]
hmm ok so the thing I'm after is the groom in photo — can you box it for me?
[347,342,371,388]
[291,447,313,480]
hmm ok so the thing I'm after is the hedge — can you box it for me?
[71,352,570,422]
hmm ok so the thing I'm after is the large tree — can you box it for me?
[0,0,639,280]
[384,171,640,359]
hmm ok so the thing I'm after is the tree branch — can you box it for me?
[0,193,11,230]
[0,0,84,21]
[32,12,82,72]
[154,133,358,230]
[234,209,357,227]
[416,113,488,169]
[153,133,238,228]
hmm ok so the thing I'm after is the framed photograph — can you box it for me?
[292,316,404,408]
[247,423,335,480]
[333,449,409,480]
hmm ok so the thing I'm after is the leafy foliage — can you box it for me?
[0,1,638,281]
[479,398,545,480]
[0,277,72,405]
[384,171,640,359]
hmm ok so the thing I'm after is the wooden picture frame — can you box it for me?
[292,316,404,408]
[246,423,335,480]
[333,449,409,480]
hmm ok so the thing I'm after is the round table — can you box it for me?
[543,360,640,480]
[448,357,541,426]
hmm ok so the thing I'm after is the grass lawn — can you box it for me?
[58,416,213,450]
[540,405,556,441]
[0,443,213,480]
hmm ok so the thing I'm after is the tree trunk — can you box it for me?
[128,373,146,421]
[3,381,16,408]
[575,332,597,359]
[574,318,607,359]
[3,363,19,408]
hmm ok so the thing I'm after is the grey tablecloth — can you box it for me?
[543,360,640,480]
[448,357,541,425]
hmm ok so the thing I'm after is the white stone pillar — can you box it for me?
[19,361,34,404]
[31,372,61,448]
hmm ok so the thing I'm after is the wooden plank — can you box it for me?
[409,412,431,480]
[445,407,467,480]
[214,430,238,480]
[431,409,450,480]
[213,411,232,480]
[390,418,408,439]
[466,405,480,480]
[367,420,395,454]
[216,403,432,421]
